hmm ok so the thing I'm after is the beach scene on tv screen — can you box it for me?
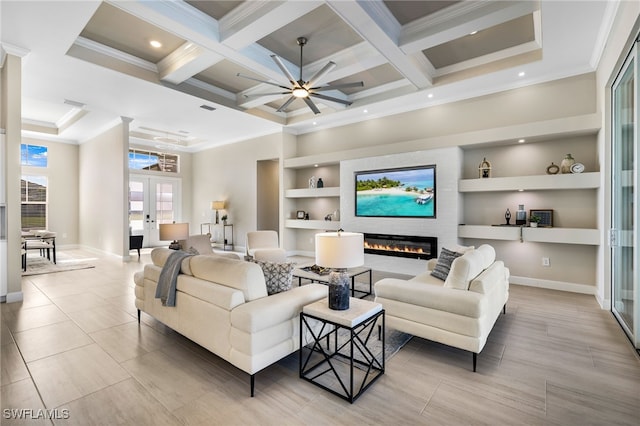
[356,166,435,217]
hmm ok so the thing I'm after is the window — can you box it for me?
[129,149,179,173]
[21,176,47,230]
[21,144,48,167]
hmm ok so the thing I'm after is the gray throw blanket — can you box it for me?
[155,250,193,307]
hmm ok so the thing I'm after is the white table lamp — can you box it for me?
[211,201,225,224]
[315,231,364,310]
[159,223,189,250]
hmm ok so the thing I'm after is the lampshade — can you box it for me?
[159,223,189,242]
[211,201,225,210]
[315,232,364,269]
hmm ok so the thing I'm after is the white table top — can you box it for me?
[303,297,382,328]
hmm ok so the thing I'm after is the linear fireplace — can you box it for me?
[363,233,437,260]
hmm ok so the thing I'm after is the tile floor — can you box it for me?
[1,249,639,425]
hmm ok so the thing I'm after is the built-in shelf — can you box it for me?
[285,187,341,198]
[458,225,600,245]
[459,172,600,192]
[285,220,342,230]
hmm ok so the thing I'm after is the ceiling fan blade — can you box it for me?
[271,55,298,86]
[310,81,364,92]
[236,73,290,90]
[276,96,297,112]
[305,61,336,89]
[243,92,290,98]
[303,97,321,114]
[310,92,353,106]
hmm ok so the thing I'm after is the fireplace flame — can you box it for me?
[364,241,425,254]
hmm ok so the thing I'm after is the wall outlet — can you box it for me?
[542,257,550,267]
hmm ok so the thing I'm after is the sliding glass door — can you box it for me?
[611,41,639,350]
[129,176,181,247]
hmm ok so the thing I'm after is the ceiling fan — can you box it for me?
[237,37,364,114]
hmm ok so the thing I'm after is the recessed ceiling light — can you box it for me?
[518,139,525,143]
[363,109,368,113]
[312,121,317,125]
[427,93,434,99]
[518,189,524,192]
[518,71,526,77]
[314,164,319,168]
[150,40,162,48]
[469,30,478,35]
[200,104,216,111]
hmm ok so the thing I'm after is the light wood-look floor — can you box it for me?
[2,249,639,425]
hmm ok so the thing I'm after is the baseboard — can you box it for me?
[6,291,24,303]
[510,275,596,295]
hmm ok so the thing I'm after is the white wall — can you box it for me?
[341,148,462,275]
[79,123,125,255]
[190,132,282,252]
[594,2,640,308]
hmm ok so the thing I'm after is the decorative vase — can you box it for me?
[317,178,324,188]
[505,208,511,225]
[309,176,316,188]
[516,204,526,225]
[328,270,350,310]
[560,154,575,174]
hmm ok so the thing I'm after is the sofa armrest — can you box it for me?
[375,278,485,318]
[231,283,327,333]
[426,258,438,271]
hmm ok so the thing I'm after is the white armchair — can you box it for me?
[246,231,286,262]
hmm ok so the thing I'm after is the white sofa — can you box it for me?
[374,244,509,371]
[134,248,327,396]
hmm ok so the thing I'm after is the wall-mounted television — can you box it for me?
[355,165,436,218]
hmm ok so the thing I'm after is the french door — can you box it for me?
[129,176,182,247]
[611,40,639,350]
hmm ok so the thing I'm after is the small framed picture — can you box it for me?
[530,209,553,227]
[296,210,306,219]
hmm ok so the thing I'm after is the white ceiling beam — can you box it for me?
[220,1,323,50]
[327,0,432,89]
[158,42,223,85]
[400,0,540,54]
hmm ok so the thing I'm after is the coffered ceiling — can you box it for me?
[1,1,616,152]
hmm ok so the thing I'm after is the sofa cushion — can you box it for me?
[189,255,268,301]
[444,249,485,290]
[430,248,463,281]
[250,259,295,295]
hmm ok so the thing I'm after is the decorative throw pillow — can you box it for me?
[251,259,295,295]
[430,248,463,281]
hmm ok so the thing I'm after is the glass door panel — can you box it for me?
[129,176,181,247]
[612,47,638,349]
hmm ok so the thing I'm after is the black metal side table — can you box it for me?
[299,298,385,403]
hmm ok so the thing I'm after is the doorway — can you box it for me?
[129,176,182,247]
[256,159,279,232]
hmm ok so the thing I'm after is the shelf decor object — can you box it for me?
[560,154,576,174]
[546,162,560,174]
[505,208,512,225]
[478,157,492,178]
[530,209,553,227]
[315,231,364,310]
[516,204,527,225]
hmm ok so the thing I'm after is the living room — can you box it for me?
[2,1,640,424]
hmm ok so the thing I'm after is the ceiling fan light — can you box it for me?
[292,87,308,98]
